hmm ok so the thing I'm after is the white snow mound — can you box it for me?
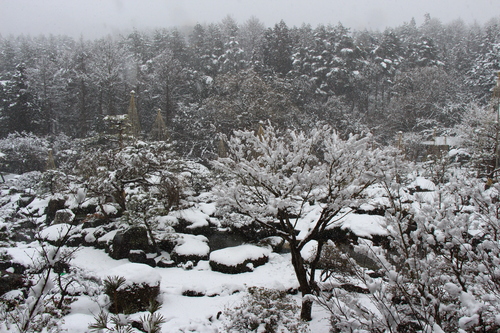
[174,234,210,256]
[210,244,271,267]
[39,223,73,242]
[106,263,161,290]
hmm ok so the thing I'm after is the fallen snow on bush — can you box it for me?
[411,177,436,191]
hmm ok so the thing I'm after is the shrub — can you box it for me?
[222,287,309,333]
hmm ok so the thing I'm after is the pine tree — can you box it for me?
[2,63,41,134]
[263,20,293,76]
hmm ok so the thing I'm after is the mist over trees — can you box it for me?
[0,15,499,158]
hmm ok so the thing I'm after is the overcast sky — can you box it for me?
[1,0,499,39]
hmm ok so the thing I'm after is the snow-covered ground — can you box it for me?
[51,247,331,332]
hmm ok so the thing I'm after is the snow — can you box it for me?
[97,229,118,244]
[0,241,333,332]
[71,247,128,274]
[64,247,316,332]
[60,313,95,333]
[69,295,102,315]
[106,263,161,289]
[295,204,323,240]
[209,244,271,267]
[3,242,40,267]
[173,234,210,256]
[301,240,318,262]
[411,177,436,191]
[199,202,216,216]
[39,223,73,242]
[330,213,388,237]
[24,197,50,216]
[99,203,118,215]
[172,207,210,229]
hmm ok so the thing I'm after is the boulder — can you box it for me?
[81,213,108,229]
[110,226,150,260]
[53,208,75,225]
[171,208,212,235]
[45,197,66,223]
[156,257,176,268]
[66,233,84,247]
[0,271,25,296]
[128,250,156,267]
[39,223,74,246]
[0,257,27,296]
[258,236,285,252]
[170,234,210,265]
[157,233,179,253]
[206,230,247,251]
[209,244,271,274]
[17,193,35,208]
[0,261,26,274]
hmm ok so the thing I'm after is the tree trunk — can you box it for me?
[290,244,313,321]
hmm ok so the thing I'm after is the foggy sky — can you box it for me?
[1,0,499,39]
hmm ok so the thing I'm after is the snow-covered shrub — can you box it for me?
[77,140,182,216]
[0,132,49,174]
[319,167,500,332]
[0,223,81,333]
[89,305,166,333]
[454,103,497,178]
[222,287,309,333]
[36,169,71,195]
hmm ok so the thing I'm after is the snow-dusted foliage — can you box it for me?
[0,223,84,333]
[454,103,498,177]
[0,132,49,174]
[213,124,383,320]
[222,287,309,333]
[320,166,500,332]
[77,140,181,212]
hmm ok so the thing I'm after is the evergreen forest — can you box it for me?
[1,15,499,159]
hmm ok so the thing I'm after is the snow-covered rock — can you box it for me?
[106,263,161,290]
[171,234,210,265]
[209,244,271,274]
[172,207,211,234]
[410,177,436,192]
[110,226,150,260]
[330,213,388,238]
[105,263,162,313]
[53,208,75,225]
[39,223,74,243]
